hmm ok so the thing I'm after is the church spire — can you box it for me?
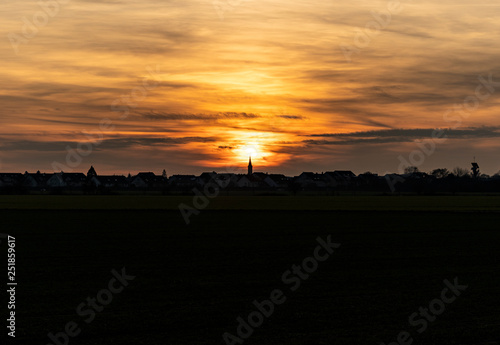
[87,165,97,178]
[248,156,253,175]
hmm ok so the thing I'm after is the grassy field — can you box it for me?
[2,195,500,211]
[1,196,499,344]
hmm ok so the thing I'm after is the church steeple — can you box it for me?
[248,156,253,175]
[87,165,97,178]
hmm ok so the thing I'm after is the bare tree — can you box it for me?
[452,167,469,177]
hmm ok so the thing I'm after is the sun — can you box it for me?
[246,146,257,156]
[230,144,259,164]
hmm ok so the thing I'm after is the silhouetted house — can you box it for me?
[253,172,268,180]
[197,172,217,186]
[23,171,53,190]
[264,174,291,189]
[295,172,314,183]
[357,172,378,181]
[334,170,355,179]
[168,175,197,189]
[213,173,238,188]
[46,173,66,188]
[384,173,405,184]
[324,170,356,187]
[358,172,388,191]
[91,175,128,189]
[0,173,23,188]
[47,173,86,189]
[356,172,380,187]
[236,173,268,188]
[131,172,167,189]
[295,172,327,189]
[323,172,338,187]
[381,173,399,192]
[237,175,253,188]
[63,173,87,188]
[196,172,238,189]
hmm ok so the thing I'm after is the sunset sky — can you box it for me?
[2,0,500,175]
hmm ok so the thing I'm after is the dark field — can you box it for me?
[1,196,500,344]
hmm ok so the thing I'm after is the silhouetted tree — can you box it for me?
[404,166,420,174]
[452,167,469,177]
[430,168,450,179]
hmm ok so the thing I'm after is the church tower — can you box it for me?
[248,156,253,176]
[87,166,97,178]
[471,158,480,178]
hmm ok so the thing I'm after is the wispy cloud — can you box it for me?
[0,136,219,151]
[305,127,500,145]
[139,111,261,121]
[1,0,500,174]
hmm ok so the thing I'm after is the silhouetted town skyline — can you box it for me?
[1,159,500,194]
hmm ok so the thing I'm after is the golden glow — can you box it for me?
[245,146,257,156]
[2,1,500,174]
